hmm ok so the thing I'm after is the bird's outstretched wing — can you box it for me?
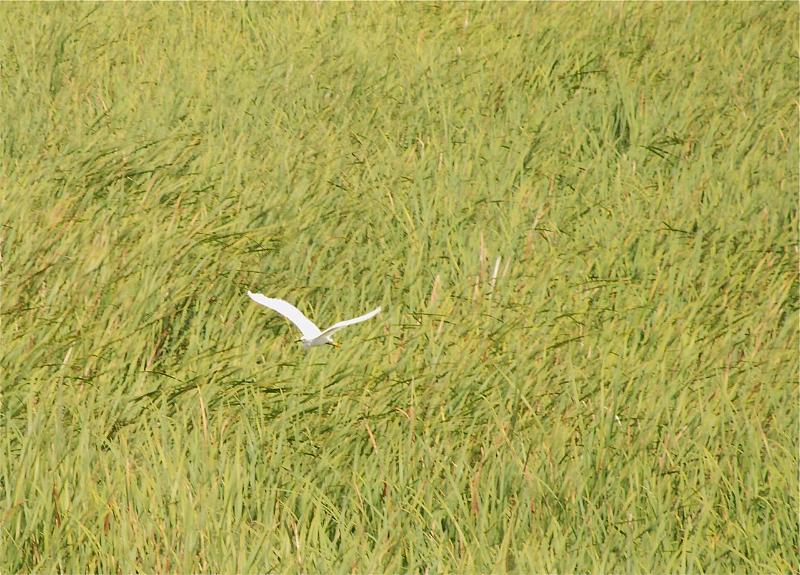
[318,307,382,339]
[247,291,322,339]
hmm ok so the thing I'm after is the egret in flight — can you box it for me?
[247,291,381,349]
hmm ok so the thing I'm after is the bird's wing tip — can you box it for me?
[247,290,264,301]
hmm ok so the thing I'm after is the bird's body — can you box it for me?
[247,291,381,349]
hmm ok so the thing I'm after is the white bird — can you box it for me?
[247,291,381,349]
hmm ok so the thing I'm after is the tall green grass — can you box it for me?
[1,3,797,572]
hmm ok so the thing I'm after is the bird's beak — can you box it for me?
[329,341,341,349]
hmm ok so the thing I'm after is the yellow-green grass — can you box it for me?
[1,3,797,572]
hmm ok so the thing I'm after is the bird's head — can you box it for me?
[298,337,340,350]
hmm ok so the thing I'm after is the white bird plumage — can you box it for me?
[247,291,381,349]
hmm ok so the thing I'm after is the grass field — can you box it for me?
[1,3,798,572]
